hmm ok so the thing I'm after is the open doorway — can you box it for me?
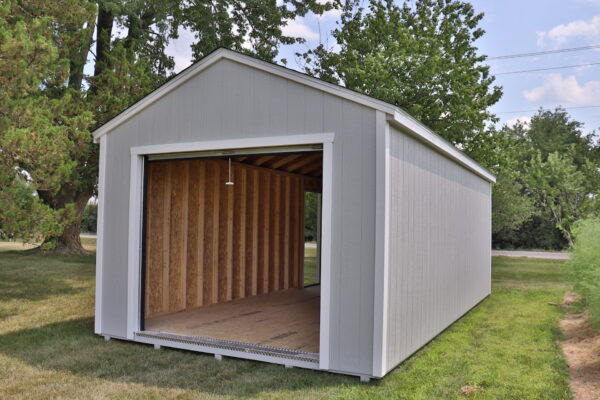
[140,149,323,358]
[303,191,321,287]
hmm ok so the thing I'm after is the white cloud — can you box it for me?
[537,15,600,46]
[282,17,320,41]
[505,116,532,128]
[523,74,600,105]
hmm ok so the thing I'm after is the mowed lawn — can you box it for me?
[0,242,571,399]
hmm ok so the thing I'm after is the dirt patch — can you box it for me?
[460,385,483,396]
[561,292,600,400]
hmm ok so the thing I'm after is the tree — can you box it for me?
[0,0,83,246]
[181,0,335,63]
[492,173,534,234]
[482,122,535,234]
[299,0,502,156]
[525,151,592,246]
[0,0,333,253]
[495,108,600,249]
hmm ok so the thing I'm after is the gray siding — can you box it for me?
[384,125,491,373]
[100,58,376,375]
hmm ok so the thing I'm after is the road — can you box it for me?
[492,250,571,260]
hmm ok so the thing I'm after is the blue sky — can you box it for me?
[164,0,600,133]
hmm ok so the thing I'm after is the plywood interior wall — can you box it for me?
[144,156,322,318]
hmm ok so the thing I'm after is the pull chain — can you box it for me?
[226,157,234,185]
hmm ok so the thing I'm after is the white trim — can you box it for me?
[94,135,108,334]
[92,48,494,184]
[126,154,145,339]
[130,134,334,156]
[388,114,496,183]
[315,193,322,284]
[319,141,333,370]
[372,112,391,377]
[488,182,493,296]
[125,133,335,366]
[147,144,323,161]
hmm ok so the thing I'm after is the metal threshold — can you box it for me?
[136,330,319,363]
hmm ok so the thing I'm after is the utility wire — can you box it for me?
[497,105,600,114]
[488,44,600,60]
[495,61,600,75]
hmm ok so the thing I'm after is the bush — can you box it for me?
[80,203,97,234]
[493,215,568,250]
[568,217,600,328]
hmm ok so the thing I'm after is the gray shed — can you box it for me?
[93,48,494,381]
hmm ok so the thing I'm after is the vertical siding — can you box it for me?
[100,58,376,375]
[144,159,308,317]
[384,125,491,373]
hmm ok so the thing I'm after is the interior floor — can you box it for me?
[144,286,320,353]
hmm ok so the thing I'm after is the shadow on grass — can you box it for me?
[0,317,358,397]
[0,273,85,303]
[0,252,92,303]
[0,251,93,304]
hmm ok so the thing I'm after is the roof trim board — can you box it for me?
[92,48,495,183]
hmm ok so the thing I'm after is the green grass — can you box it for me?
[303,246,317,286]
[0,244,572,399]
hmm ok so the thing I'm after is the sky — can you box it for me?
[164,0,600,133]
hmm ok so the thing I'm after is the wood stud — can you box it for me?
[144,156,320,318]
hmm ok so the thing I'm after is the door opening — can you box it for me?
[140,149,324,358]
[303,191,322,287]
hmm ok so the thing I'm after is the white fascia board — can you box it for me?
[388,111,496,183]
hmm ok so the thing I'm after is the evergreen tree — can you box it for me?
[0,0,332,253]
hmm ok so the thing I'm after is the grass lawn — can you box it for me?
[304,246,317,286]
[0,242,572,399]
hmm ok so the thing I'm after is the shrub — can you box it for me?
[80,203,97,234]
[568,217,600,328]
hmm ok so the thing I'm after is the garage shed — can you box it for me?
[93,48,495,381]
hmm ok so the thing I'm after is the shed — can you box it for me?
[93,48,495,381]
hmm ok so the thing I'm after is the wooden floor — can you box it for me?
[144,286,320,353]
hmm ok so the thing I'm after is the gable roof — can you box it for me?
[92,48,495,183]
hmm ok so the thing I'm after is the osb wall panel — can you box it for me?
[144,158,319,318]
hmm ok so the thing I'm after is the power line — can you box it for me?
[495,61,600,75]
[488,44,600,60]
[497,105,600,114]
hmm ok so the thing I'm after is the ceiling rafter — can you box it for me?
[268,154,303,169]
[284,153,322,173]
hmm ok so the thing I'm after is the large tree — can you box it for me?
[0,0,332,253]
[299,0,502,156]
[494,108,600,249]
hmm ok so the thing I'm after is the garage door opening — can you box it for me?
[140,149,323,360]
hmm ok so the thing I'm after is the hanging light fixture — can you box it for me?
[225,157,234,185]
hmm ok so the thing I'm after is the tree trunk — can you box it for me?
[91,5,114,93]
[51,193,90,254]
[38,186,92,255]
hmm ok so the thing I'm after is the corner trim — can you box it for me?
[372,111,391,377]
[94,135,107,334]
